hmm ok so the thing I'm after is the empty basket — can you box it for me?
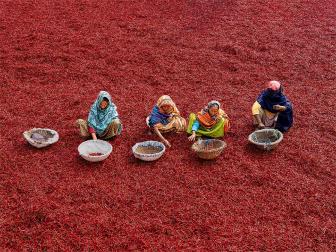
[23,128,59,148]
[248,129,283,151]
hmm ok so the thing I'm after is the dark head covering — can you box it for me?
[257,85,293,132]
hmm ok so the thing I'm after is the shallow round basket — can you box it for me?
[78,140,113,162]
[248,129,283,151]
[132,141,165,161]
[23,128,59,148]
[192,139,227,160]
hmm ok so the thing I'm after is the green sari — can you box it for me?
[187,113,225,138]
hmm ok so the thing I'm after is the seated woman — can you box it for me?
[76,91,122,140]
[252,80,293,132]
[187,101,230,141]
[147,95,186,148]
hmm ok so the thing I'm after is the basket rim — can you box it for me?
[191,139,227,153]
[24,127,58,134]
[132,140,166,157]
[248,129,283,146]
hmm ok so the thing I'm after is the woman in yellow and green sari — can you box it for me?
[187,101,230,141]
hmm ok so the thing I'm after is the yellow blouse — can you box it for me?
[252,101,276,117]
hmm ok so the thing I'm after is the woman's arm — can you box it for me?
[252,101,265,128]
[273,105,287,111]
[91,133,97,140]
[188,120,200,141]
[192,120,200,132]
[153,126,171,148]
[88,127,97,140]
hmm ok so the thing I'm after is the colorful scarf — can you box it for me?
[88,91,118,135]
[197,101,223,129]
[148,95,179,127]
[257,86,293,132]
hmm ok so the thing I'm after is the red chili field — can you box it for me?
[1,0,335,250]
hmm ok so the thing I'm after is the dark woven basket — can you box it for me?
[192,139,227,160]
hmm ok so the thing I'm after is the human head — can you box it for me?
[100,97,109,110]
[268,80,281,91]
[207,100,220,116]
[157,95,175,114]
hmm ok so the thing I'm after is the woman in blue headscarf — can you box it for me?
[146,95,186,148]
[76,91,122,140]
[252,81,293,132]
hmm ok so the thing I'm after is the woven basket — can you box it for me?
[192,139,227,160]
[78,140,112,162]
[248,129,283,151]
[132,141,165,161]
[23,128,59,148]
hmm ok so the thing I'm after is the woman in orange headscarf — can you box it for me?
[187,101,230,141]
[146,95,186,147]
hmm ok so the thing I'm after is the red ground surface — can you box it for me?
[1,0,336,250]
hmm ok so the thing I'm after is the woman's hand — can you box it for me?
[254,114,264,129]
[273,105,286,111]
[154,126,171,148]
[258,123,265,129]
[163,139,171,148]
[92,133,97,140]
[188,131,196,141]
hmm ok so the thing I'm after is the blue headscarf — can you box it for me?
[257,87,293,132]
[88,91,118,135]
[148,105,171,127]
[148,95,179,127]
